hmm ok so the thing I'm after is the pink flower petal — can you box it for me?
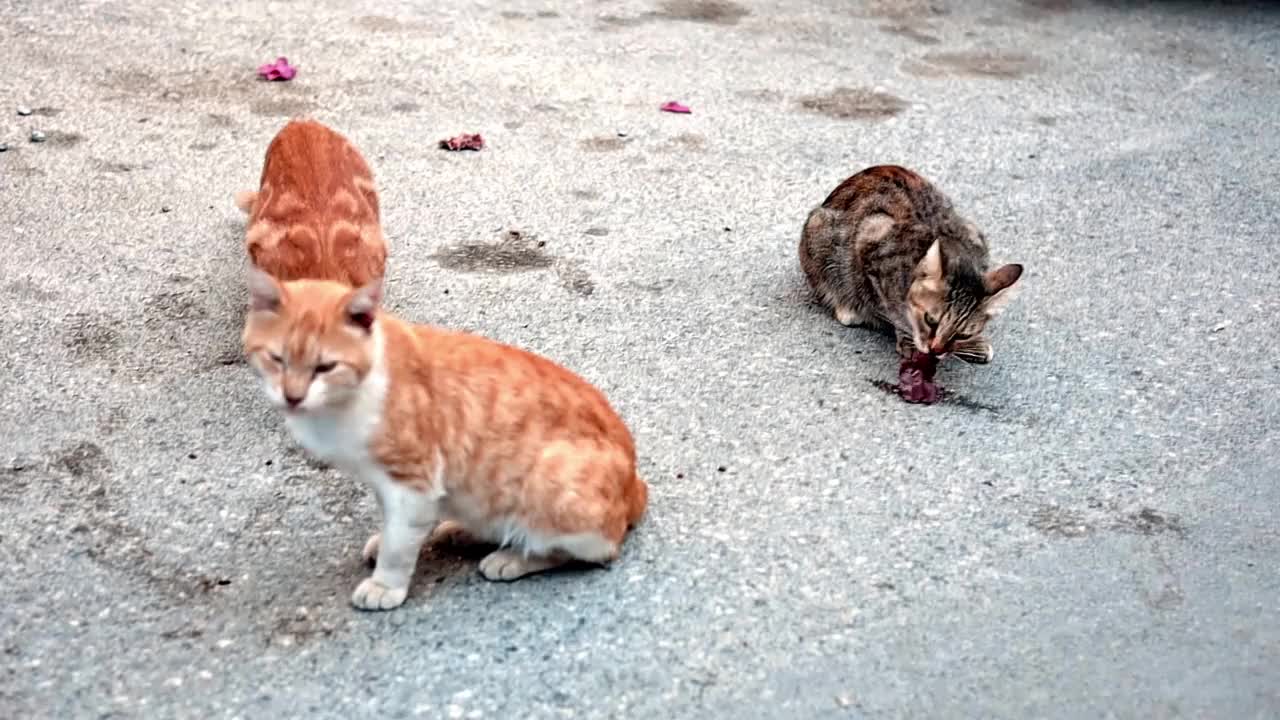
[439,133,484,151]
[257,57,296,81]
[660,101,691,114]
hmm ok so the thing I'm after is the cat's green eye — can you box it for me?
[268,352,284,364]
[924,313,939,329]
[314,361,337,374]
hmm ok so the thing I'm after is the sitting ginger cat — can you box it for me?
[238,120,648,610]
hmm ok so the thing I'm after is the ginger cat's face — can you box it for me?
[242,269,382,413]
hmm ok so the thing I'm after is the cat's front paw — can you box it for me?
[429,520,481,547]
[834,305,864,327]
[895,335,918,358]
[351,577,408,611]
[361,532,381,567]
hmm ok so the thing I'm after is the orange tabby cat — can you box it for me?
[240,272,648,610]
[236,118,386,286]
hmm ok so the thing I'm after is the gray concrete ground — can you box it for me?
[2,0,1279,717]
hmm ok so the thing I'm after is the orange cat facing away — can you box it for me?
[236,118,386,286]
[238,119,647,611]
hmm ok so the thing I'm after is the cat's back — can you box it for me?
[821,165,949,223]
[387,320,635,453]
[256,120,378,216]
[245,119,386,286]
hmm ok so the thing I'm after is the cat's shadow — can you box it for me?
[368,540,607,590]
[797,291,1002,414]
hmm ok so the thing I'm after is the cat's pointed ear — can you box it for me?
[919,239,945,282]
[345,277,383,332]
[983,263,1024,316]
[247,267,283,313]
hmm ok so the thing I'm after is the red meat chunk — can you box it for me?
[897,351,941,405]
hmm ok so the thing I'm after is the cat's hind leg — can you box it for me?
[476,446,631,583]
[478,533,618,582]
[800,207,849,320]
[478,549,570,582]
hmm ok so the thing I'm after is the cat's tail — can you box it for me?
[625,472,648,528]
[234,190,258,214]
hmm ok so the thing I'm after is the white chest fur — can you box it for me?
[285,409,377,466]
[283,329,388,471]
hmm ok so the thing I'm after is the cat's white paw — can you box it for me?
[361,532,381,566]
[834,306,863,327]
[351,577,407,611]
[429,520,480,547]
[478,549,563,582]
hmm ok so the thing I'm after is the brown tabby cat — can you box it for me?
[236,119,386,286]
[241,273,648,610]
[799,165,1023,363]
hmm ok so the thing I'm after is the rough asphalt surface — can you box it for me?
[3,1,1278,718]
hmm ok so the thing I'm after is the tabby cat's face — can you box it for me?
[908,287,990,358]
[907,241,1022,361]
[242,270,382,414]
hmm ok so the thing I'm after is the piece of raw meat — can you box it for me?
[896,351,941,405]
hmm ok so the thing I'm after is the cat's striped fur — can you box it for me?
[799,165,1023,364]
[236,119,386,287]
[237,119,646,611]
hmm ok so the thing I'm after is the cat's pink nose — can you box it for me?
[929,340,945,354]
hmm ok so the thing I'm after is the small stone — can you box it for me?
[0,143,7,152]
[30,130,46,143]
[17,105,32,116]
[1209,320,1231,333]
[161,205,173,213]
